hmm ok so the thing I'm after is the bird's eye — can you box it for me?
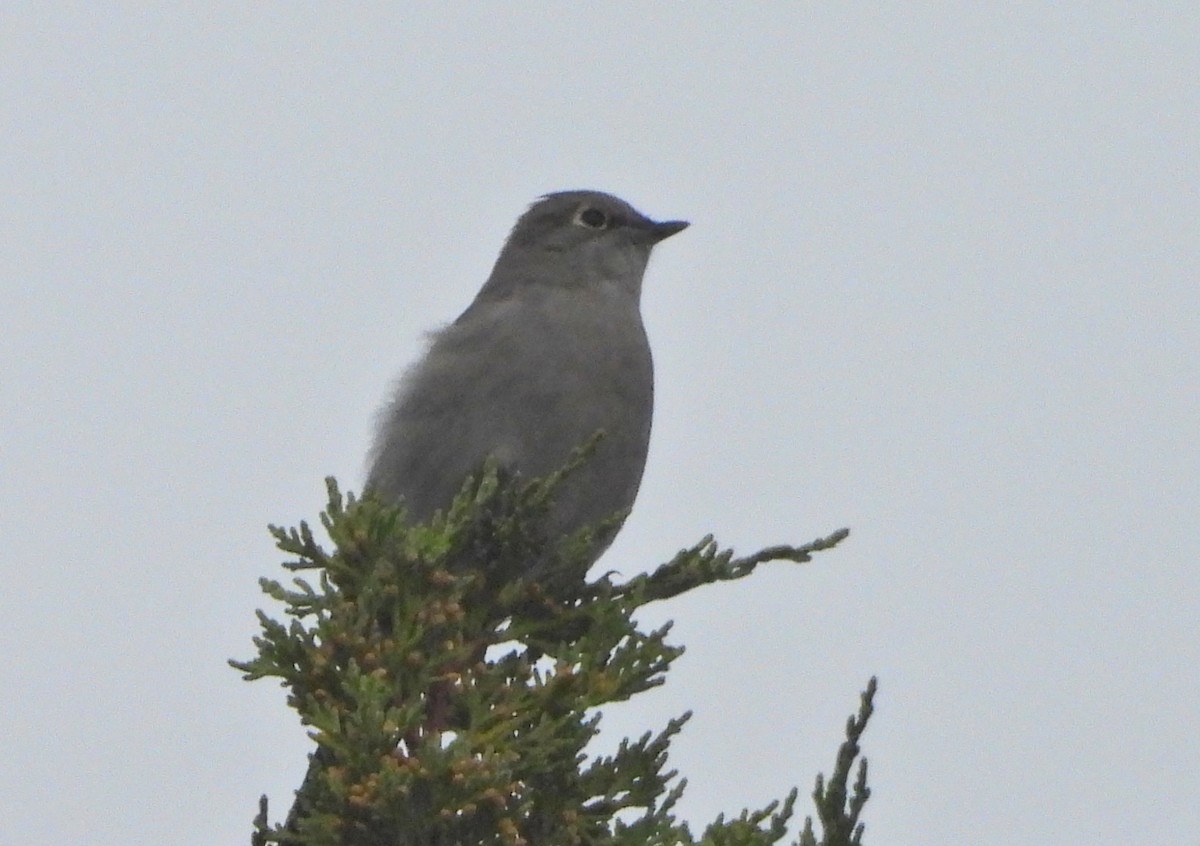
[576,207,609,229]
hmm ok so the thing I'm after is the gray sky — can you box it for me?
[3,5,1197,844]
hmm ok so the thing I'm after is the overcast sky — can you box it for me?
[3,5,1197,845]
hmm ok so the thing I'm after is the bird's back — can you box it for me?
[366,282,653,565]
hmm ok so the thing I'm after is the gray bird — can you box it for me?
[365,190,687,583]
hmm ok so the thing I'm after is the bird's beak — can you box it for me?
[645,219,689,244]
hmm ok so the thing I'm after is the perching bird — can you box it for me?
[365,190,687,584]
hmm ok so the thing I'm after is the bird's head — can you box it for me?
[482,190,688,300]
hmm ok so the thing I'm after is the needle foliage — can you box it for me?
[234,458,872,846]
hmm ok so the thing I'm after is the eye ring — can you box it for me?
[575,207,609,230]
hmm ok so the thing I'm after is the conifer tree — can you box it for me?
[234,456,874,845]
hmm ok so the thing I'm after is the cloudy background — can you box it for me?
[3,5,1196,844]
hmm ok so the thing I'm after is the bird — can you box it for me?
[365,190,687,585]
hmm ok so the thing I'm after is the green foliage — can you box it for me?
[234,460,868,846]
[797,679,876,846]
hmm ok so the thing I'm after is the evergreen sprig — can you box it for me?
[798,679,876,846]
[234,462,869,845]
